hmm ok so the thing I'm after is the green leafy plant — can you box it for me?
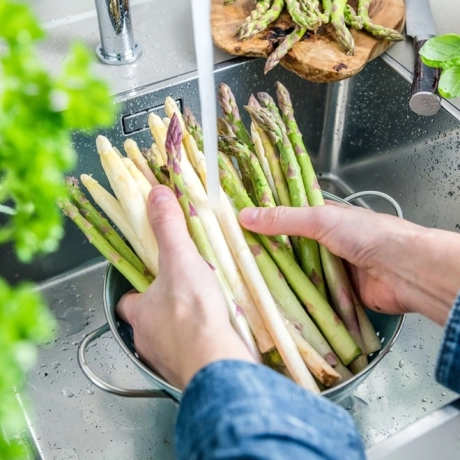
[420,33,460,99]
[0,0,116,457]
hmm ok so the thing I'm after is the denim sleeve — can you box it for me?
[436,293,460,393]
[174,360,365,460]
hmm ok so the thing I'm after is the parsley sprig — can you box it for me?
[0,1,116,457]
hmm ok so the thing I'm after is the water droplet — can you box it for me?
[62,388,74,398]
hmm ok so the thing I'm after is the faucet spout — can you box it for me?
[95,0,142,65]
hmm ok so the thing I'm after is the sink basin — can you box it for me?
[367,398,460,459]
[2,54,460,458]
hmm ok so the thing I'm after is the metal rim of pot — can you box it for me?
[77,190,405,402]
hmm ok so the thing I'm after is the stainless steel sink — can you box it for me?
[367,398,460,459]
[3,55,460,459]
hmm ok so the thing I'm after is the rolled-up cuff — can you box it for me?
[436,293,460,393]
[174,360,364,460]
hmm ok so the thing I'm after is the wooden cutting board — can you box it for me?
[211,0,406,83]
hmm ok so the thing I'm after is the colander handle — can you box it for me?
[78,323,174,399]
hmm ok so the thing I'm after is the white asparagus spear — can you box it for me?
[150,113,265,358]
[124,138,159,187]
[80,174,152,277]
[122,157,153,202]
[164,97,207,184]
[250,122,280,205]
[151,143,166,167]
[96,136,159,277]
[163,115,275,354]
[285,322,341,387]
[354,292,382,355]
[217,191,319,391]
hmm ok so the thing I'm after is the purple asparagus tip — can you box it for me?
[247,94,261,108]
[65,176,79,188]
[165,113,183,162]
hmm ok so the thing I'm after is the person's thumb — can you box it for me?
[239,204,361,256]
[147,185,196,261]
[239,205,328,239]
[116,290,141,326]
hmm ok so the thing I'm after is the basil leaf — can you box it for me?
[438,65,460,99]
[420,34,460,70]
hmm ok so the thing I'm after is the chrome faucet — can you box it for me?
[94,0,142,65]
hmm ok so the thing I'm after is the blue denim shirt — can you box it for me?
[174,297,460,460]
[435,294,460,393]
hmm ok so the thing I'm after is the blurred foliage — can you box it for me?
[0,0,116,457]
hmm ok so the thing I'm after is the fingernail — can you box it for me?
[240,208,259,225]
[151,185,173,204]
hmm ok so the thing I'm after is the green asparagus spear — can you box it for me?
[165,115,218,263]
[257,91,285,125]
[183,107,204,152]
[238,0,285,41]
[286,0,321,30]
[275,81,368,368]
[217,116,257,204]
[217,83,254,148]
[218,135,277,208]
[245,105,326,298]
[218,135,295,257]
[344,4,363,30]
[58,197,151,293]
[247,95,292,208]
[141,147,172,188]
[264,25,307,73]
[321,0,332,22]
[306,0,329,24]
[250,117,280,204]
[217,85,260,202]
[275,81,323,207]
[331,0,355,55]
[357,0,404,41]
[218,153,361,366]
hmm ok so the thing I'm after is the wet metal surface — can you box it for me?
[23,262,176,459]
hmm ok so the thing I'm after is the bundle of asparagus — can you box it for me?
[229,0,403,70]
[59,81,383,394]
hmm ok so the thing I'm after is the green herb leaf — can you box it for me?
[420,34,460,70]
[0,1,117,457]
[438,65,460,99]
[56,42,119,129]
[0,0,44,43]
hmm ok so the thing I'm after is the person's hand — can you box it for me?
[117,185,255,390]
[239,203,460,326]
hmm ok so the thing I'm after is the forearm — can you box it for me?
[175,360,365,460]
[391,226,460,326]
